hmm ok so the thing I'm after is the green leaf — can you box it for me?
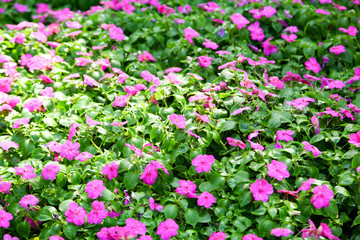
[220,120,238,132]
[268,111,292,129]
[63,224,77,239]
[210,174,226,189]
[164,204,178,219]
[310,134,325,144]
[37,209,53,222]
[352,215,360,227]
[233,216,252,232]
[17,221,30,238]
[185,208,199,226]
[43,117,57,127]
[237,191,252,207]
[124,172,140,190]
[352,154,360,168]
[59,200,73,213]
[102,189,115,201]
[20,139,35,157]
[257,219,278,237]
[199,182,214,192]
[56,173,67,187]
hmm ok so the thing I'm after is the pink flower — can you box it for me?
[83,74,99,87]
[275,130,294,142]
[192,155,215,173]
[209,232,226,240]
[242,234,263,240]
[184,28,199,45]
[339,26,358,36]
[85,180,106,199]
[14,3,28,13]
[267,160,290,181]
[60,141,80,160]
[85,114,102,126]
[262,39,278,55]
[14,165,37,179]
[203,39,219,50]
[232,107,251,115]
[174,19,185,24]
[0,210,13,228]
[286,97,315,111]
[0,141,19,151]
[193,111,210,123]
[156,219,179,240]
[19,195,39,208]
[137,236,153,240]
[113,94,131,107]
[49,236,64,240]
[271,228,294,237]
[65,202,87,226]
[0,78,12,93]
[87,200,108,224]
[216,50,231,55]
[41,87,54,98]
[140,163,158,185]
[138,51,156,62]
[230,13,250,29]
[305,58,321,73]
[126,218,147,235]
[296,178,315,193]
[197,192,216,208]
[125,143,143,157]
[164,73,181,85]
[3,234,19,240]
[66,21,82,29]
[75,151,93,162]
[316,107,343,120]
[250,179,273,202]
[176,180,197,198]
[311,185,334,209]
[198,56,214,68]
[248,22,265,42]
[109,26,125,41]
[102,161,119,180]
[42,164,60,180]
[316,9,331,15]
[226,137,246,149]
[0,178,11,194]
[157,4,176,16]
[169,113,186,129]
[68,123,81,141]
[23,98,43,112]
[302,220,319,238]
[281,33,297,42]
[319,223,340,240]
[149,197,163,212]
[329,45,346,55]
[349,131,360,147]
[303,141,322,157]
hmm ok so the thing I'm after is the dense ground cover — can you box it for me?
[0,0,360,239]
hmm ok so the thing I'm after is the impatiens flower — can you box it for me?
[42,164,60,180]
[230,13,250,29]
[329,45,346,55]
[85,180,106,199]
[138,51,156,62]
[19,195,39,208]
[305,58,321,73]
[164,73,181,85]
[169,113,186,129]
[0,141,19,151]
[226,137,246,149]
[232,107,251,115]
[0,210,13,228]
[317,107,343,120]
[83,74,99,87]
[296,178,315,193]
[349,131,360,147]
[113,94,131,108]
[125,143,143,157]
[286,97,315,111]
[198,56,214,68]
[49,236,64,240]
[140,163,158,185]
[156,219,179,240]
[85,114,102,126]
[275,130,294,142]
[193,111,210,123]
[0,177,11,194]
[68,123,81,141]
[242,234,263,240]
[23,98,43,112]
[271,228,294,237]
[126,218,147,235]
[250,179,274,202]
[267,160,290,181]
[319,223,340,240]
[0,78,12,93]
[311,184,334,209]
[302,220,333,239]
[137,236,153,240]
[65,202,87,226]
[149,197,163,212]
[192,154,215,173]
[339,26,358,36]
[157,4,176,16]
[176,180,197,198]
[315,9,331,15]
[248,21,265,42]
[249,141,265,151]
[303,141,322,157]
[14,165,37,179]
[102,161,119,180]
[174,19,185,24]
[203,39,219,50]
[277,189,298,198]
[87,200,108,224]
[184,28,199,45]
[75,151,93,162]
[209,232,226,240]
[197,192,216,208]
[3,234,19,240]
[41,87,54,98]
[262,38,278,55]
[14,3,28,13]
[60,141,80,160]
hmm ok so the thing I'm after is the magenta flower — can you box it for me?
[192,154,215,173]
[49,236,64,240]
[319,223,340,240]
[226,137,246,149]
[83,74,99,87]
[271,228,293,237]
[65,202,87,226]
[140,163,158,185]
[209,231,226,240]
[138,51,156,62]
[19,195,39,208]
[203,39,219,50]
[75,151,93,162]
[125,143,143,157]
[0,78,12,93]
[184,28,199,45]
[232,107,251,115]
[149,197,163,212]
[267,160,290,181]
[164,73,181,85]
[349,131,360,147]
[0,210,13,228]
[311,185,334,209]
[3,234,19,240]
[315,9,331,15]
[302,141,322,157]
[40,87,54,98]
[85,180,106,199]
[286,97,315,111]
[198,56,214,68]
[230,13,250,29]
[302,219,339,240]
[275,130,294,142]
[197,192,216,208]
[42,164,60,181]
[126,218,147,235]
[168,113,187,129]
[102,161,119,180]
[242,234,263,240]
[0,141,19,151]
[14,165,37,179]
[296,178,315,193]
[339,26,358,36]
[329,45,346,55]
[176,180,197,198]
[249,141,265,151]
[0,179,11,194]
[193,111,210,123]
[304,58,321,73]
[156,219,179,240]
[262,39,278,56]
[108,26,125,42]
[68,123,81,141]
[14,3,28,13]
[311,116,320,135]
[250,179,274,202]
[87,200,108,224]
[23,98,43,112]
[60,141,80,160]
[113,94,131,107]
